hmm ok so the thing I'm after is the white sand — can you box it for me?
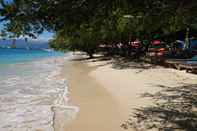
[64,55,197,131]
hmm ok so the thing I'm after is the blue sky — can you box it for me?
[37,32,54,41]
[0,23,54,41]
[0,23,54,42]
[0,0,54,42]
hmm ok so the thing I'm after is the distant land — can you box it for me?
[0,39,49,49]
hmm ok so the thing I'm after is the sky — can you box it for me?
[0,23,54,42]
[0,0,54,42]
[37,32,54,41]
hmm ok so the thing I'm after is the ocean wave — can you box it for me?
[0,53,78,131]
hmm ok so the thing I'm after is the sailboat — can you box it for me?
[11,39,16,49]
[25,38,30,50]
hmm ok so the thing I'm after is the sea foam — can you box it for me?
[0,53,78,131]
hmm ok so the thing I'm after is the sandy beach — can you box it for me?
[63,55,197,131]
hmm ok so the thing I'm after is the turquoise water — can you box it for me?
[0,48,73,131]
[0,48,64,64]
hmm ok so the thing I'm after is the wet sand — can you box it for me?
[63,59,126,131]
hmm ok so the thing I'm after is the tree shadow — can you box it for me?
[111,57,157,71]
[71,57,92,61]
[86,56,157,71]
[71,54,159,72]
[121,84,197,131]
[71,54,112,62]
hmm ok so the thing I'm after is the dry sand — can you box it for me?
[63,55,197,131]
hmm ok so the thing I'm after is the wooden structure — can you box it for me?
[179,62,197,72]
[165,58,197,72]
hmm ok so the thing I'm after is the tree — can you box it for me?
[1,0,197,56]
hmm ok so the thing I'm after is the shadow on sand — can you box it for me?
[121,83,197,131]
[73,55,157,72]
[72,54,197,130]
[110,57,156,71]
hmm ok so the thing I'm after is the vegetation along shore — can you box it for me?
[0,0,197,131]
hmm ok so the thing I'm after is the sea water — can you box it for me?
[0,48,76,131]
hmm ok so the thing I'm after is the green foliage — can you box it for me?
[1,0,197,55]
[49,23,100,57]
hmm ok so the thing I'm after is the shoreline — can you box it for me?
[0,54,72,131]
[63,56,126,131]
[63,54,197,131]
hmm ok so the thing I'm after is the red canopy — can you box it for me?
[152,40,161,45]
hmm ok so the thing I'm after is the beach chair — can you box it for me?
[178,61,197,73]
[165,55,197,70]
[165,59,189,69]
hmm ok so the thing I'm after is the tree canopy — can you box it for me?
[0,0,197,56]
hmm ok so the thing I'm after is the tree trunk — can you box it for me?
[87,51,94,58]
[184,27,190,50]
